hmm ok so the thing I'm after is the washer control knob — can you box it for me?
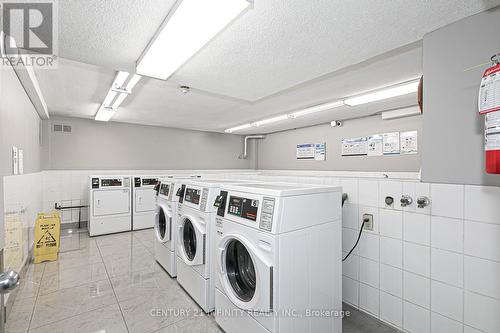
[385,196,394,206]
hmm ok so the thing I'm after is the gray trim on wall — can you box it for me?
[257,114,422,172]
[43,117,256,170]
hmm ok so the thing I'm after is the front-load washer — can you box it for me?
[132,176,160,230]
[154,176,198,277]
[89,176,132,237]
[175,179,251,313]
[214,182,343,333]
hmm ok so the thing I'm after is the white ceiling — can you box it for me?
[36,0,500,133]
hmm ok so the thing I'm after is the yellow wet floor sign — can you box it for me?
[34,213,60,264]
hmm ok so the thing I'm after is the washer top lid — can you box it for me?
[158,175,201,182]
[221,182,341,197]
[89,175,130,179]
[182,178,251,188]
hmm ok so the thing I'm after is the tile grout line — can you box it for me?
[462,185,466,333]
[26,261,46,332]
[95,236,130,333]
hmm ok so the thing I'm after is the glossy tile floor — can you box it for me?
[7,229,399,333]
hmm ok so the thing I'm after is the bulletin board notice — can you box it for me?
[296,143,326,161]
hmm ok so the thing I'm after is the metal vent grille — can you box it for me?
[53,124,72,134]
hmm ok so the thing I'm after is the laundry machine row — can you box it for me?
[89,175,195,236]
[162,178,343,333]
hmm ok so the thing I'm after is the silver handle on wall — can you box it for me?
[417,196,431,208]
[400,195,413,207]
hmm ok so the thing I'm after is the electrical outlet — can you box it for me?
[363,214,374,231]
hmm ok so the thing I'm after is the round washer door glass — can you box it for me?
[182,219,197,261]
[156,208,166,240]
[225,239,256,302]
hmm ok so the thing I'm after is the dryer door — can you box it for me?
[92,189,130,217]
[154,204,171,243]
[218,235,273,312]
[177,216,205,266]
[135,188,156,213]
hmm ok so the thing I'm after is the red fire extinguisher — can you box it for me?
[479,55,500,174]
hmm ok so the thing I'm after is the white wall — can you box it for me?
[0,61,44,274]
[257,114,422,172]
[422,7,500,186]
[42,116,257,170]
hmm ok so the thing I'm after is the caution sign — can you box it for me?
[34,213,61,264]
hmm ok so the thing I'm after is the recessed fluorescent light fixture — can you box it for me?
[253,114,290,127]
[137,0,252,80]
[224,123,252,133]
[95,106,117,122]
[94,72,142,121]
[344,79,420,106]
[289,100,345,118]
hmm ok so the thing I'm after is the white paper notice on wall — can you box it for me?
[383,132,400,155]
[296,144,315,160]
[478,63,500,114]
[12,147,18,175]
[341,137,368,156]
[400,131,418,154]
[296,143,327,160]
[18,149,24,175]
[367,134,383,156]
[314,143,326,161]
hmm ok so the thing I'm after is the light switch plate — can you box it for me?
[363,214,374,231]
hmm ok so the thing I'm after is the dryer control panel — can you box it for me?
[91,177,130,189]
[135,177,158,187]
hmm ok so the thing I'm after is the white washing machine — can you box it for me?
[132,176,159,230]
[175,179,251,313]
[154,176,197,277]
[89,176,132,236]
[214,183,343,333]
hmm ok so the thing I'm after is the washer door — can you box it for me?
[154,204,171,243]
[178,216,205,266]
[218,235,273,312]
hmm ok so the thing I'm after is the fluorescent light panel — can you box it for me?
[95,107,117,122]
[95,71,142,121]
[112,93,128,109]
[137,0,251,80]
[290,100,345,118]
[253,114,290,127]
[224,100,344,133]
[344,79,419,106]
[224,123,252,133]
[224,78,420,133]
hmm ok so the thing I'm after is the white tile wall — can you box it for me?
[3,172,42,272]
[37,169,500,333]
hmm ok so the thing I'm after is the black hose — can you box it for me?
[342,219,366,262]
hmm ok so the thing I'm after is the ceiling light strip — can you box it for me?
[224,79,420,133]
[344,79,420,106]
[137,0,252,80]
[95,71,142,122]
